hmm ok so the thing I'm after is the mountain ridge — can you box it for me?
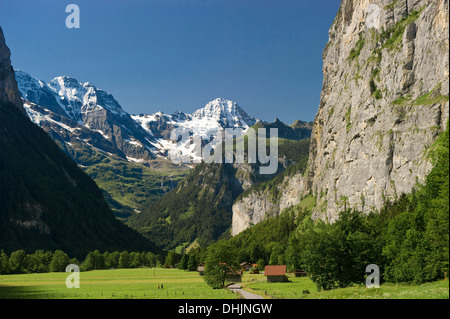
[15,70,268,163]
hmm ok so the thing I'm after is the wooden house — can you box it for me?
[264,265,288,283]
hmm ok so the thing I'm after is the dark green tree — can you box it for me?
[50,250,70,272]
[269,244,285,265]
[119,251,130,269]
[204,242,238,289]
[108,251,120,269]
[145,252,157,267]
[187,254,198,271]
[26,250,52,273]
[165,251,179,268]
[9,250,27,274]
[179,254,188,270]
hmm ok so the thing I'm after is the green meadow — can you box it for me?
[0,268,236,299]
[0,269,448,299]
[240,273,449,299]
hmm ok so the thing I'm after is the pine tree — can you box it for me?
[187,254,198,271]
[119,251,130,269]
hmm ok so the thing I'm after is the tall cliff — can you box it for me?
[308,0,448,221]
[0,27,23,112]
[232,0,449,234]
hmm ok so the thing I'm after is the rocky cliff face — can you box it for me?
[0,27,23,112]
[231,171,307,235]
[308,0,449,221]
[231,0,449,234]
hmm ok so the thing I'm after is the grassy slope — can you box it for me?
[0,268,236,299]
[241,273,449,299]
[1,269,446,299]
[65,140,189,221]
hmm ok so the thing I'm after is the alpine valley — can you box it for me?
[13,69,313,247]
[1,0,448,296]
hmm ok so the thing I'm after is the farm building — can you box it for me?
[264,265,288,283]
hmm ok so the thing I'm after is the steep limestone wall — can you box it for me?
[231,0,449,235]
[308,0,449,221]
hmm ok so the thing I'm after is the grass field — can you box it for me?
[0,269,448,299]
[240,273,449,299]
[0,268,237,299]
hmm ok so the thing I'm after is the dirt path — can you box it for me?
[227,283,265,299]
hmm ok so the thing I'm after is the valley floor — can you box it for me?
[0,268,447,299]
[240,273,449,299]
[0,268,236,299]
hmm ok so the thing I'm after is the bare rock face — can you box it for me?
[231,171,307,236]
[231,0,449,235]
[0,27,24,112]
[308,0,449,221]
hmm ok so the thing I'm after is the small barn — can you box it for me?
[264,265,288,283]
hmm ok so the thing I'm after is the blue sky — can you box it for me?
[0,0,340,123]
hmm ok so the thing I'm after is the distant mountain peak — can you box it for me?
[15,70,128,119]
[193,98,256,128]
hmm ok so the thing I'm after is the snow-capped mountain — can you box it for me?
[132,98,256,162]
[132,98,256,138]
[15,70,155,163]
[192,98,256,129]
[15,70,258,165]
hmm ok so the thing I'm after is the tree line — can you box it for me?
[0,249,167,274]
[0,246,208,275]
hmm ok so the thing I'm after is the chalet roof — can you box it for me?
[264,265,286,276]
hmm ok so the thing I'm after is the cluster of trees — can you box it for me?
[79,250,164,271]
[0,246,209,276]
[0,249,75,274]
[0,249,165,274]
[178,253,200,271]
